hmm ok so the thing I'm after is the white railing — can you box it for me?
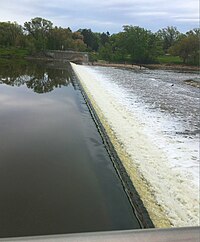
[1,227,199,242]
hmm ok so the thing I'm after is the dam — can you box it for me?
[71,62,200,228]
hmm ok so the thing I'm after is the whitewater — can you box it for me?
[71,63,199,228]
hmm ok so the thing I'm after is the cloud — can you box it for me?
[0,0,198,32]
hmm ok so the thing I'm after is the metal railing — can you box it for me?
[1,227,199,242]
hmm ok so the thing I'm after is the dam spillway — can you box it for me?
[71,62,200,228]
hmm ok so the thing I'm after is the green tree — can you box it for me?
[122,25,161,63]
[72,31,87,51]
[47,27,86,51]
[156,26,182,53]
[100,32,110,46]
[78,29,99,51]
[98,42,113,62]
[98,32,125,62]
[24,17,53,51]
[169,29,199,64]
[0,22,24,47]
[47,27,73,50]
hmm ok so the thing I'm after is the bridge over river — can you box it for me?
[45,50,89,64]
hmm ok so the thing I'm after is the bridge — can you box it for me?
[45,50,89,64]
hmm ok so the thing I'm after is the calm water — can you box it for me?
[0,61,140,238]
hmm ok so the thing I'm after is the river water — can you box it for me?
[0,61,140,238]
[86,66,200,178]
[71,63,199,227]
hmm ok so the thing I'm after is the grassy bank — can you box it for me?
[0,48,29,59]
[157,55,183,64]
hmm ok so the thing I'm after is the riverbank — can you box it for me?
[91,62,200,72]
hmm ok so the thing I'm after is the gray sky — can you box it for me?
[0,0,199,33]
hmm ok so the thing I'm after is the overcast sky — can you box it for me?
[0,0,199,33]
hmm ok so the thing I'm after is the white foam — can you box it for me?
[71,63,200,227]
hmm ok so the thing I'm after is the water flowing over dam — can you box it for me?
[71,63,199,228]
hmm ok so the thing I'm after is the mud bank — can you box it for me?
[91,62,200,72]
[71,62,199,228]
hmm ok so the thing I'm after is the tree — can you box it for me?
[156,26,181,53]
[24,17,53,51]
[0,22,24,47]
[78,29,99,51]
[100,32,110,46]
[24,17,53,37]
[98,32,126,62]
[99,42,113,62]
[122,25,161,63]
[169,29,199,64]
[47,28,86,51]
[47,27,73,50]
[72,31,87,51]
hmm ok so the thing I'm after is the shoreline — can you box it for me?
[91,62,200,72]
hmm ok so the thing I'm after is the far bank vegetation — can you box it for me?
[0,17,199,65]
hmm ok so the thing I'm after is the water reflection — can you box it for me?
[0,60,140,237]
[0,60,72,93]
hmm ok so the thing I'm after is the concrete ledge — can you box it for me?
[1,227,199,242]
[45,50,88,63]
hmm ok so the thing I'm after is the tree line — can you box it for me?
[0,17,199,65]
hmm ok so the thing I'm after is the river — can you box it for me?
[0,60,141,238]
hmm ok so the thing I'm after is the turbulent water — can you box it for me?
[72,63,200,227]
[87,66,200,181]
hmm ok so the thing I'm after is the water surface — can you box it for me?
[0,61,140,238]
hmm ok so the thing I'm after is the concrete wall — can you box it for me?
[45,50,88,63]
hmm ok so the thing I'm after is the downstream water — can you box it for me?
[0,61,140,238]
[85,66,200,181]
